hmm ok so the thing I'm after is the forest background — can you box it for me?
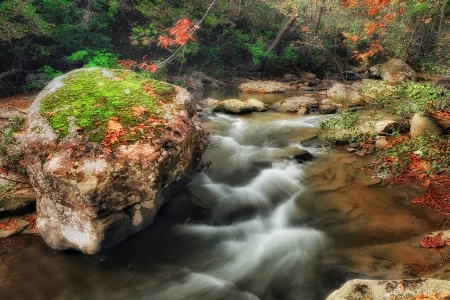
[0,0,449,95]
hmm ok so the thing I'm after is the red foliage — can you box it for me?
[421,232,446,248]
[158,18,197,49]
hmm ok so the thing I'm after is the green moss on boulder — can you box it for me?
[39,68,175,142]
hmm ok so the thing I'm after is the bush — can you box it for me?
[66,49,120,68]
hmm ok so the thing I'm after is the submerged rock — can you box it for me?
[23,68,207,254]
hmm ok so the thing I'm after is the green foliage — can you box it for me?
[319,110,369,143]
[0,116,26,175]
[66,49,120,68]
[395,83,450,116]
[38,65,63,80]
[40,69,175,142]
[375,134,450,178]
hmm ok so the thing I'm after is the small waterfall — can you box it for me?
[173,112,329,299]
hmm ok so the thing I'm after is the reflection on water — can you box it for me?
[1,93,335,300]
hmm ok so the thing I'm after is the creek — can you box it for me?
[0,88,447,300]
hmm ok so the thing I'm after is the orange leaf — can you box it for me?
[107,119,123,132]
[130,106,147,117]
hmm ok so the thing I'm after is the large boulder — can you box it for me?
[410,113,442,139]
[213,99,254,114]
[23,68,207,254]
[380,59,417,84]
[238,80,288,93]
[326,82,365,106]
[270,96,317,113]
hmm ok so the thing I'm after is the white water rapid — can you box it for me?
[159,112,330,299]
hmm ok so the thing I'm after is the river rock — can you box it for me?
[326,83,365,106]
[380,59,417,84]
[410,113,442,139]
[326,278,450,300]
[282,73,297,82]
[375,136,389,149]
[293,149,314,163]
[270,96,316,113]
[201,98,221,107]
[368,64,382,79]
[238,80,288,93]
[213,99,254,114]
[23,68,207,254]
[0,176,35,213]
[319,105,337,114]
[247,98,268,112]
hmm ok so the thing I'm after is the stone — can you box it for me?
[201,98,221,107]
[23,68,207,254]
[0,217,30,238]
[380,58,417,84]
[410,113,442,139]
[238,80,289,93]
[375,136,389,149]
[319,105,337,114]
[213,99,254,114]
[368,64,382,78]
[270,96,316,113]
[326,278,450,300]
[246,98,268,112]
[349,142,360,148]
[282,73,297,82]
[326,82,365,106]
[293,149,314,163]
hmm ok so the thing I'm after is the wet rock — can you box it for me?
[326,278,450,300]
[349,142,360,149]
[410,113,442,139]
[201,98,221,107]
[319,105,337,114]
[0,217,30,238]
[380,59,417,84]
[23,68,207,254]
[246,98,268,112]
[213,99,254,114]
[270,96,317,113]
[238,80,288,93]
[293,149,314,163]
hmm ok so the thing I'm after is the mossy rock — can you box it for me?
[38,67,176,144]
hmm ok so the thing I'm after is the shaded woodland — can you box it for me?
[1,0,449,95]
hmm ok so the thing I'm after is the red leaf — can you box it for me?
[421,233,445,248]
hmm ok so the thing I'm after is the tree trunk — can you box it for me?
[314,0,326,35]
[266,14,299,53]
[437,0,448,36]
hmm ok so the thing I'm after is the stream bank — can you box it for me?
[1,82,450,299]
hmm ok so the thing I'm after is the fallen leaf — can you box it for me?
[421,232,445,248]
[131,106,147,117]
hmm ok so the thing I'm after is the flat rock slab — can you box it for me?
[0,217,30,238]
[238,81,289,93]
[326,278,450,300]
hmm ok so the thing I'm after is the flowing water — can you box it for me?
[1,89,446,299]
